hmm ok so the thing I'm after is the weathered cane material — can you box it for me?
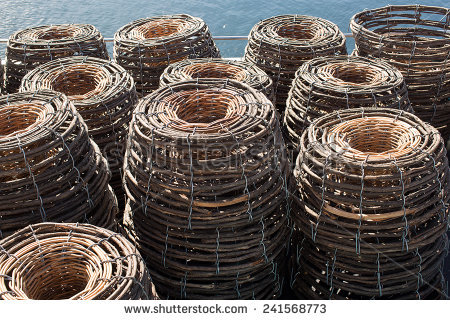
[0,223,158,300]
[0,90,117,239]
[351,5,450,140]
[244,15,347,112]
[5,24,108,93]
[123,79,292,299]
[114,14,220,95]
[291,108,449,299]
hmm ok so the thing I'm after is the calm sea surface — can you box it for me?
[1,0,448,57]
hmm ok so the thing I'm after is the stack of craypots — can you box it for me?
[0,6,448,301]
[286,5,450,300]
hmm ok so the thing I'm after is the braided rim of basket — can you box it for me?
[115,14,207,44]
[47,64,107,100]
[26,25,81,41]
[0,223,157,300]
[350,5,450,46]
[156,88,246,133]
[160,58,272,91]
[248,15,346,47]
[9,24,104,45]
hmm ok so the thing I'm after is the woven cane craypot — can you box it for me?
[290,108,449,299]
[123,79,292,299]
[244,15,347,113]
[284,55,411,151]
[0,223,158,300]
[0,90,117,239]
[5,24,109,93]
[351,5,450,141]
[20,56,138,211]
[160,58,274,102]
[114,14,220,95]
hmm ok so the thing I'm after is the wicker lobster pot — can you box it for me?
[244,15,347,113]
[290,108,449,299]
[0,90,117,239]
[350,5,450,141]
[0,223,158,300]
[160,58,274,102]
[123,79,291,299]
[5,24,109,93]
[114,14,220,95]
[20,56,138,210]
[284,55,411,151]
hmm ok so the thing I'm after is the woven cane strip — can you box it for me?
[284,55,411,150]
[114,14,220,95]
[160,58,274,102]
[21,56,137,210]
[0,223,158,300]
[123,79,291,299]
[0,90,117,239]
[5,24,108,93]
[244,15,347,112]
[350,5,450,140]
[290,108,449,299]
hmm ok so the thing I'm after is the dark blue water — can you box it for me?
[1,0,448,57]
